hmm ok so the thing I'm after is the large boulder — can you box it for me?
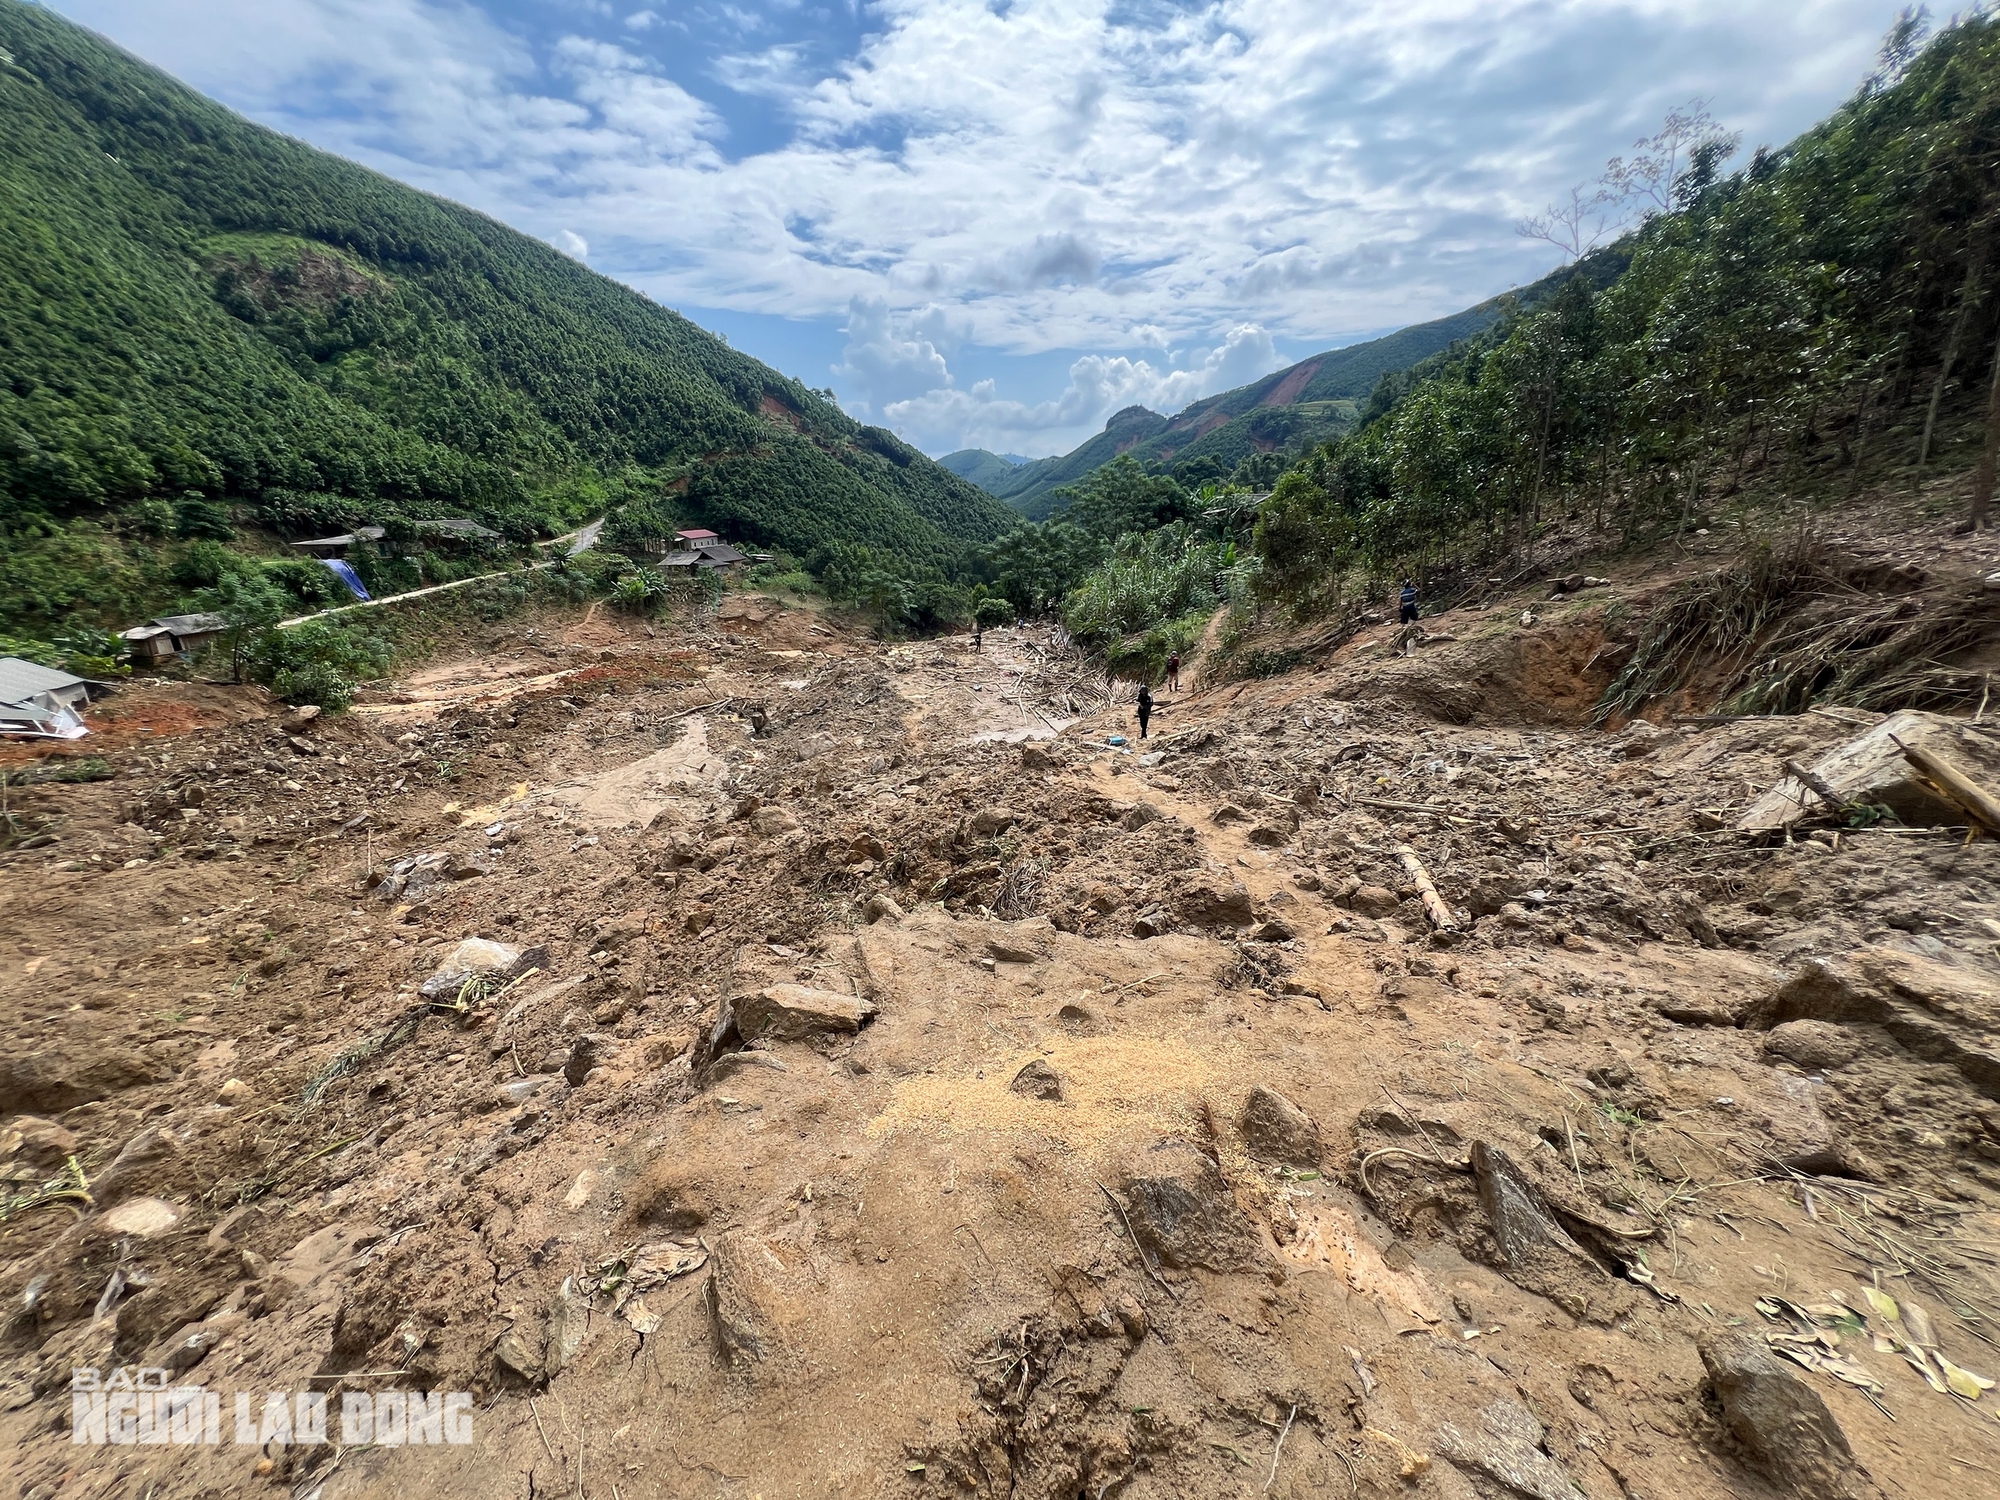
[1171,876,1254,929]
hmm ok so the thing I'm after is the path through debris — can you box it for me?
[3,581,1999,1499]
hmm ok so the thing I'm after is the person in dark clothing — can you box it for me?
[1136,683,1153,739]
[1165,650,1181,691]
[1398,579,1419,624]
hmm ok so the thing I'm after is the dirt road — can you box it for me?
[2,587,1997,1499]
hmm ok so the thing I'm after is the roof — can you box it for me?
[676,528,720,541]
[120,612,228,641]
[422,517,500,538]
[695,543,747,564]
[292,526,387,549]
[0,658,85,708]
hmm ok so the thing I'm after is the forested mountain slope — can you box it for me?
[0,0,1017,638]
[983,252,1628,516]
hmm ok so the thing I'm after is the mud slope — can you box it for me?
[3,586,1999,1500]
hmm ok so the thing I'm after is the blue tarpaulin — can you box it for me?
[319,558,371,600]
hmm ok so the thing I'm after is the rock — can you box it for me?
[216,1078,253,1107]
[564,1033,610,1088]
[1757,1074,1854,1176]
[862,894,905,925]
[749,806,800,836]
[1121,802,1164,831]
[1700,1332,1877,1499]
[1246,822,1289,847]
[1119,1141,1257,1271]
[706,1051,789,1082]
[545,1278,589,1378]
[1349,885,1400,919]
[1130,908,1173,939]
[149,1323,222,1376]
[419,937,537,999]
[969,807,1019,835]
[0,1115,78,1172]
[1291,870,1323,892]
[1469,1142,1616,1320]
[0,1046,167,1116]
[1436,1399,1587,1500]
[1585,1060,1633,1090]
[1172,876,1254,929]
[1238,1086,1321,1168]
[1113,1293,1147,1340]
[1210,803,1251,824]
[497,1076,552,1107]
[98,1197,184,1238]
[91,1127,184,1208]
[1247,919,1294,942]
[984,932,1045,964]
[1019,744,1055,770]
[707,1230,781,1365]
[1743,959,1884,1030]
[1739,709,2000,830]
[1009,1059,1064,1102]
[494,1321,544,1381]
[279,705,322,734]
[732,984,878,1041]
[1763,1020,1862,1071]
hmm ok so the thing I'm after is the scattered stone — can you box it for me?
[0,1115,78,1171]
[969,807,1019,835]
[216,1078,252,1107]
[1739,709,2000,830]
[750,806,801,836]
[279,705,322,734]
[1246,822,1289,847]
[564,1033,610,1088]
[1700,1332,1877,1499]
[1120,1141,1258,1272]
[1210,803,1251,824]
[862,894,905,925]
[1121,802,1163,831]
[984,932,1044,963]
[1172,876,1254,929]
[494,1322,544,1382]
[150,1324,222,1376]
[1291,870,1323,892]
[732,984,878,1041]
[1113,1293,1147,1340]
[1130,907,1173,939]
[498,1076,552,1107]
[1239,1085,1321,1168]
[1763,1020,1862,1071]
[706,1051,789,1082]
[1436,1399,1587,1500]
[1585,1060,1633,1090]
[1247,918,1294,942]
[545,1278,589,1378]
[419,937,536,999]
[1009,1059,1064,1102]
[1348,885,1400,919]
[97,1196,183,1238]
[1019,744,1055,770]
[91,1126,184,1208]
[707,1230,779,1365]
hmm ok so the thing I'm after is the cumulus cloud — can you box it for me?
[49,0,1893,452]
[556,229,590,259]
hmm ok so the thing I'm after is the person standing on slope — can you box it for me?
[1166,650,1182,692]
[1398,579,1419,624]
[1136,682,1153,740]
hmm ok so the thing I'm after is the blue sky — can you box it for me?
[49,0,1895,457]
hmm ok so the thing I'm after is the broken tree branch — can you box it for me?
[1895,735,2000,835]
[1394,843,1457,930]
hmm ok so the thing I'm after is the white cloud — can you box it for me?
[50,0,1893,453]
[556,229,590,259]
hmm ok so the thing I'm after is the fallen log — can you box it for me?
[1895,735,2000,835]
[1394,843,1457,930]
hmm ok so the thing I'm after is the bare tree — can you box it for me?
[1516,183,1618,262]
[1602,101,1741,218]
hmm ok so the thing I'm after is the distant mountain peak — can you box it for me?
[1105,405,1166,430]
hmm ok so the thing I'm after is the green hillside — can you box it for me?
[987,249,1630,515]
[0,0,1018,640]
[937,448,1024,490]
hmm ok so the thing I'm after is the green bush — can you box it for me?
[174,496,234,540]
[253,618,391,708]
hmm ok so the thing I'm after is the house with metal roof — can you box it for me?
[119,612,229,662]
[289,518,500,558]
[659,543,747,570]
[0,658,91,738]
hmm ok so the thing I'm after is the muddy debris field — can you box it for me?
[3,588,2000,1500]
